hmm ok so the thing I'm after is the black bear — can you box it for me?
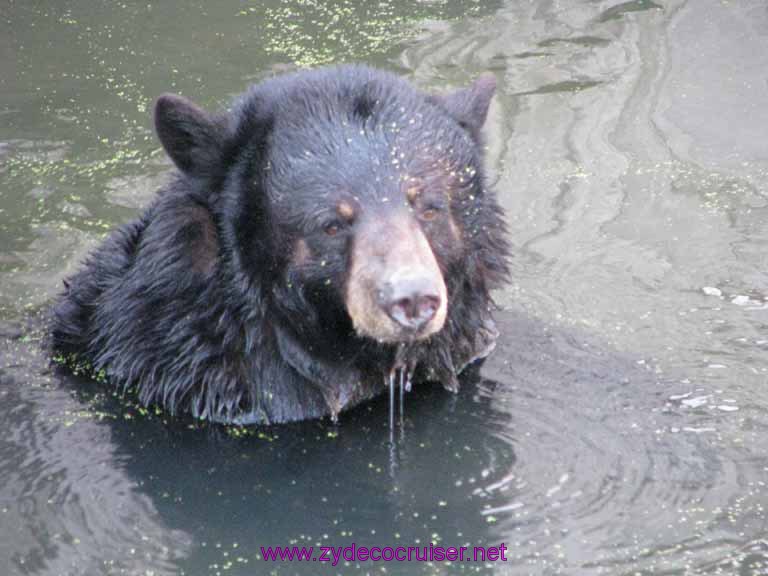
[52,65,509,424]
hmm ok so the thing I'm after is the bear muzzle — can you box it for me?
[346,217,448,343]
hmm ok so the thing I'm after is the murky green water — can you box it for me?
[2,1,767,574]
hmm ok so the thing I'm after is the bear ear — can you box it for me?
[154,93,226,177]
[431,73,496,137]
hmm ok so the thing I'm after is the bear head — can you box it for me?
[153,66,508,418]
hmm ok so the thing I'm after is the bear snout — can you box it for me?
[346,216,448,343]
[378,275,442,333]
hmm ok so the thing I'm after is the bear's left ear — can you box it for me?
[430,74,496,138]
[154,93,226,178]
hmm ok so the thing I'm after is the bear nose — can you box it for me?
[382,278,441,331]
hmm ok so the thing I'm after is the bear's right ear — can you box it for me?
[429,74,496,139]
[154,94,226,177]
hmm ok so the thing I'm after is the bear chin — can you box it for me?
[51,65,510,425]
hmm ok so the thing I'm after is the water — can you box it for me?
[2,0,767,574]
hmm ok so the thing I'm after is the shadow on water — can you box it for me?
[2,306,760,575]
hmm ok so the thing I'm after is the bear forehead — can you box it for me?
[233,65,480,203]
[233,65,469,146]
[264,125,474,207]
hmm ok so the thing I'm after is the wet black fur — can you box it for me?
[51,65,509,424]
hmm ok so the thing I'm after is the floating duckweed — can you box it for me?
[238,0,496,68]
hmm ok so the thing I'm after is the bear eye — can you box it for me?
[419,206,441,222]
[324,221,342,236]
